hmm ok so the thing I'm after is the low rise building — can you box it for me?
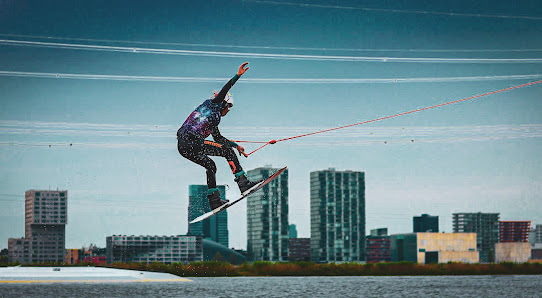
[202,239,246,264]
[391,233,479,264]
[289,238,311,262]
[531,248,542,260]
[66,245,106,264]
[65,248,81,264]
[366,228,390,263]
[106,235,203,264]
[495,242,531,263]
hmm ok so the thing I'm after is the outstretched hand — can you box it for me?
[237,145,249,158]
[237,62,249,76]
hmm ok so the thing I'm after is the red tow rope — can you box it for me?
[235,80,542,156]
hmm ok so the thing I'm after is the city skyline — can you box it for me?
[5,187,540,263]
[1,1,541,250]
[2,169,541,251]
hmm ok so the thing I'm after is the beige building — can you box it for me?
[417,233,479,264]
[391,232,479,264]
[495,242,531,263]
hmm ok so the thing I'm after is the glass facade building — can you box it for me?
[310,169,366,263]
[246,166,289,262]
[453,212,500,263]
[8,190,68,264]
[187,185,228,248]
[106,235,203,264]
[289,224,298,238]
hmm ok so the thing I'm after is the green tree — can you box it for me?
[229,253,239,265]
[0,248,8,264]
[212,252,226,262]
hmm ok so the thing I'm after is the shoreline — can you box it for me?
[3,261,540,277]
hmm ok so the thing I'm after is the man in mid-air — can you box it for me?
[177,62,262,210]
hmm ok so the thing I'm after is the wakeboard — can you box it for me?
[189,166,287,224]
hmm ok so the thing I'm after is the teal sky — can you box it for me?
[1,0,541,250]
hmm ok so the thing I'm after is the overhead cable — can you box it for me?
[1,39,542,63]
[1,33,541,53]
[242,0,542,21]
[1,71,541,83]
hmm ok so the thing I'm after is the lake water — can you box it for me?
[1,275,541,297]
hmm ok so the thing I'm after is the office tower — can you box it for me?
[453,212,500,263]
[289,224,298,238]
[310,168,366,263]
[187,185,228,247]
[499,221,531,242]
[413,214,439,233]
[366,228,390,263]
[8,190,68,264]
[246,166,289,261]
[106,235,202,264]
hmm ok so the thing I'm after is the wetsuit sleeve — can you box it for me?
[212,74,240,104]
[211,127,238,148]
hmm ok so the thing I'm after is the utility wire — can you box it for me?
[242,0,542,21]
[2,33,541,53]
[1,39,542,63]
[1,71,541,83]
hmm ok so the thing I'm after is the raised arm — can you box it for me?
[212,62,250,104]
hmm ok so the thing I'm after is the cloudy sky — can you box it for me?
[1,0,541,250]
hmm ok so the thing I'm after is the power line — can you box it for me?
[2,39,542,63]
[1,70,541,83]
[243,0,542,21]
[2,33,541,53]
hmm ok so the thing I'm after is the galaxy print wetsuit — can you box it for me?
[177,74,243,189]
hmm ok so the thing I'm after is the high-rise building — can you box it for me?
[453,212,500,263]
[187,185,228,247]
[310,168,366,263]
[289,224,298,238]
[366,228,390,263]
[499,221,531,243]
[413,214,439,233]
[8,190,68,264]
[246,166,289,262]
[106,235,203,264]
